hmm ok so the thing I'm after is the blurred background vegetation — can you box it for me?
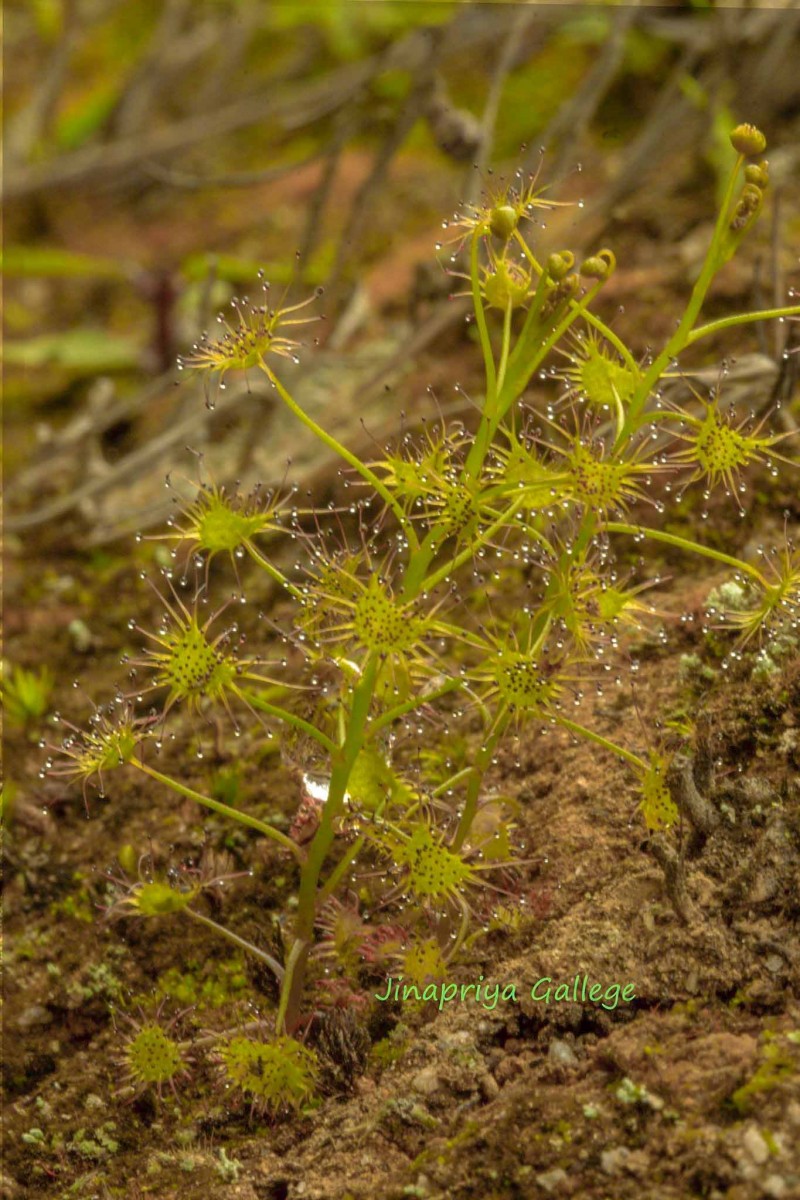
[3,0,799,544]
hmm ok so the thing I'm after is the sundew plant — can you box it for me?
[54,124,800,1110]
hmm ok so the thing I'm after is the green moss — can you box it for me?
[730,1037,797,1114]
[155,957,249,1008]
[370,1023,410,1068]
[68,962,124,1004]
[68,1123,119,1160]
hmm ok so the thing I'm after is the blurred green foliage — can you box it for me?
[1,662,55,729]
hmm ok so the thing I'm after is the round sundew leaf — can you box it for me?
[352,576,423,655]
[219,1036,318,1112]
[126,1023,184,1087]
[396,825,474,900]
[638,754,678,831]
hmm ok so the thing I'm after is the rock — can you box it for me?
[438,1030,474,1051]
[16,1004,52,1030]
[742,1125,770,1165]
[479,1073,499,1101]
[644,1032,757,1111]
[536,1168,568,1193]
[600,1146,630,1175]
[494,1054,528,1085]
[411,1067,440,1097]
[548,1039,578,1067]
[764,1177,787,1199]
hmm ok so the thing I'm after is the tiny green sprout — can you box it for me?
[218,1035,318,1115]
[1,662,54,728]
[215,1148,242,1183]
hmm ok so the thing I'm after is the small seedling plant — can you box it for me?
[53,125,799,1112]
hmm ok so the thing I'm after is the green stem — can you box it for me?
[553,715,646,771]
[687,304,800,345]
[368,676,463,736]
[244,540,304,600]
[268,373,419,551]
[496,299,514,396]
[512,232,638,375]
[499,280,605,420]
[445,896,473,963]
[185,907,284,980]
[131,759,301,859]
[277,656,379,1031]
[471,231,497,404]
[235,684,337,753]
[431,765,474,798]
[318,836,365,904]
[275,937,307,1035]
[453,708,508,850]
[621,155,745,439]
[605,521,768,586]
[420,496,525,593]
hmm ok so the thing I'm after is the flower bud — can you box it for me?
[579,249,616,281]
[739,182,763,207]
[489,205,519,241]
[744,161,769,188]
[484,259,531,309]
[543,273,580,317]
[546,251,574,282]
[729,183,763,233]
[730,124,767,157]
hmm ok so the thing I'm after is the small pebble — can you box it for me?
[16,1004,52,1030]
[536,1168,568,1193]
[548,1039,578,1066]
[742,1125,770,1165]
[411,1067,440,1097]
[601,1146,630,1175]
